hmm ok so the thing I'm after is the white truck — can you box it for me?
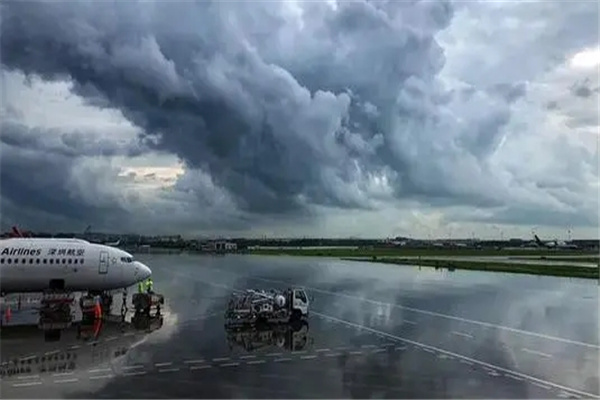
[224,287,310,326]
[225,319,311,353]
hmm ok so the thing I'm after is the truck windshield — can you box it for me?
[295,290,307,303]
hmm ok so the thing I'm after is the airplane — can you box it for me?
[0,236,152,295]
[0,311,163,382]
[533,234,578,249]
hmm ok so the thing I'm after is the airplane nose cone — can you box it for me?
[136,262,152,281]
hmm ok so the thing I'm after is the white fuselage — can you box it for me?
[0,238,152,293]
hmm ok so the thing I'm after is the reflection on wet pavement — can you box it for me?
[1,254,598,399]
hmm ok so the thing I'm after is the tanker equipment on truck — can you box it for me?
[224,287,310,326]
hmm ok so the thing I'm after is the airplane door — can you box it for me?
[99,251,109,274]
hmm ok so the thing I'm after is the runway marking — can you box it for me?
[183,359,205,364]
[292,350,307,355]
[349,351,363,355]
[54,378,78,384]
[505,373,524,381]
[155,362,173,367]
[123,371,147,376]
[246,360,266,365]
[90,374,114,380]
[395,346,407,351]
[88,368,111,374]
[249,277,600,349]
[451,331,474,339]
[485,369,501,377]
[532,381,552,390]
[190,365,212,370]
[220,362,240,368]
[69,345,81,350]
[239,355,256,360]
[105,336,117,342]
[17,374,40,380]
[52,372,74,377]
[558,391,577,398]
[313,311,599,399]
[12,381,42,387]
[122,365,144,370]
[336,346,349,351]
[300,355,317,360]
[158,367,180,373]
[403,320,417,325]
[212,357,230,362]
[371,348,387,353]
[361,344,377,349]
[315,348,330,352]
[326,353,342,357]
[522,348,552,358]
[44,350,60,356]
[266,352,282,357]
[274,358,292,362]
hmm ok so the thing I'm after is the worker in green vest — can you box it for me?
[145,277,154,294]
[137,281,145,293]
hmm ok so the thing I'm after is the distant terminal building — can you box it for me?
[201,241,238,253]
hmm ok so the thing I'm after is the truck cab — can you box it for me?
[290,288,310,318]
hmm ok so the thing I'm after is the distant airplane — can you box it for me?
[533,234,578,249]
[0,237,151,295]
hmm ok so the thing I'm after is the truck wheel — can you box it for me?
[291,310,301,321]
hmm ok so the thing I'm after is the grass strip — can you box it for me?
[248,248,597,258]
[510,256,599,264]
[341,257,599,280]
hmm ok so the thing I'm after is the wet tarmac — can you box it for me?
[1,254,598,399]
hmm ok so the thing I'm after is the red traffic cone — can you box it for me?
[5,306,12,322]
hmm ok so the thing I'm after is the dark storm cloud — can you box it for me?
[570,78,599,98]
[1,0,594,234]
[0,123,131,229]
[489,82,528,104]
[0,120,146,158]
[1,0,500,219]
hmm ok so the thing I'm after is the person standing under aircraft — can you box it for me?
[145,278,154,294]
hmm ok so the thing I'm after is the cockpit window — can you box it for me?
[120,257,134,263]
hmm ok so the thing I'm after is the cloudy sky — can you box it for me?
[1,0,598,239]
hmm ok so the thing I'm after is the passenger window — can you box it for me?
[22,259,26,264]
[49,259,53,264]
[68,259,72,264]
[29,259,33,264]
[43,259,47,264]
[7,258,11,264]
[36,259,40,264]
[62,259,66,264]
[80,259,84,264]
[0,258,3,264]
